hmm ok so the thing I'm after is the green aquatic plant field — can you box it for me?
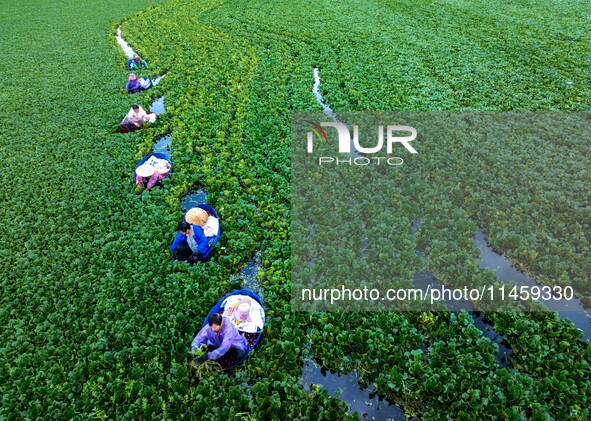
[1,0,590,419]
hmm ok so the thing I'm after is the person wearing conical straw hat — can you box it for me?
[134,155,171,190]
[186,207,208,226]
[135,163,155,187]
[170,207,219,262]
[187,206,219,238]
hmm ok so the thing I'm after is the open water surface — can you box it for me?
[474,228,590,340]
[153,134,171,158]
[181,190,209,210]
[412,218,514,365]
[229,252,265,301]
[302,357,407,421]
[152,74,165,86]
[412,218,590,343]
[116,26,134,59]
[150,97,165,115]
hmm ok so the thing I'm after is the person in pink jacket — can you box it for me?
[135,159,171,189]
[121,103,148,131]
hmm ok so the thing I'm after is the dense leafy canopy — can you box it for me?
[1,0,589,419]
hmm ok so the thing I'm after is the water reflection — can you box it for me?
[474,228,590,340]
[150,96,165,115]
[302,357,406,421]
[412,271,513,366]
[153,134,171,158]
[411,218,513,365]
[230,252,264,301]
[116,26,134,59]
[181,189,208,211]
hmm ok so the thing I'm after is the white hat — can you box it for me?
[136,163,155,178]
[155,163,171,174]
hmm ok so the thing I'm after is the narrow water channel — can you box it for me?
[312,68,338,121]
[312,68,360,158]
[152,74,166,86]
[302,357,406,421]
[181,189,208,210]
[412,218,514,366]
[153,134,171,158]
[229,252,265,301]
[474,228,590,340]
[116,26,134,59]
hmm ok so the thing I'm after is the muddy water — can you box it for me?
[302,357,406,421]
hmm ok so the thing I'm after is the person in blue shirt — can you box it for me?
[127,55,148,70]
[170,207,220,262]
[170,220,209,262]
